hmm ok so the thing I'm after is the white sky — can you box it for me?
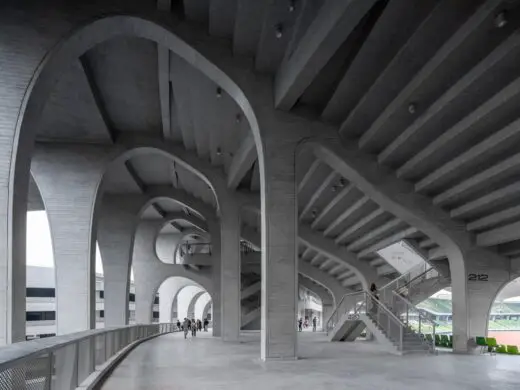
[27,211,104,273]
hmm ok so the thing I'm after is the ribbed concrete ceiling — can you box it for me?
[29,0,520,291]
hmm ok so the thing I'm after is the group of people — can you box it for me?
[298,316,318,332]
[176,318,210,339]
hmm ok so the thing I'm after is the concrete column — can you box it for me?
[452,250,510,347]
[97,195,144,327]
[31,144,114,335]
[220,199,241,342]
[322,304,333,331]
[209,219,222,337]
[261,145,298,360]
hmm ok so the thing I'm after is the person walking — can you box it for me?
[312,317,317,332]
[197,319,202,332]
[183,318,190,339]
[203,318,209,332]
[191,319,197,337]
[298,318,303,332]
[176,320,181,331]
[370,283,379,314]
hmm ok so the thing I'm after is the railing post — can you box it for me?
[47,352,54,390]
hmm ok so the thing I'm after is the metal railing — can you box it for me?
[389,291,437,352]
[326,291,406,351]
[179,242,212,257]
[0,323,176,389]
[379,263,439,303]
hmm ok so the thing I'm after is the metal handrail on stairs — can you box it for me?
[326,290,406,350]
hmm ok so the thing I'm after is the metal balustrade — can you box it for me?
[326,291,406,351]
[0,323,176,389]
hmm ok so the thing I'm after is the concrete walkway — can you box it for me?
[100,331,520,389]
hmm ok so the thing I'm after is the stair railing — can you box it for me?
[365,290,405,352]
[389,291,437,352]
[326,291,406,351]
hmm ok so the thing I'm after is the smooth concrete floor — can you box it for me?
[100,331,520,390]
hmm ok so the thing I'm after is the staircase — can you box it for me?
[327,289,436,355]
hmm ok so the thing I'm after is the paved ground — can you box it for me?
[100,331,520,389]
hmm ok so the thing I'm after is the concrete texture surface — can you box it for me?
[100,331,520,390]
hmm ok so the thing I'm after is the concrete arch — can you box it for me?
[202,300,212,320]
[187,291,206,319]
[298,136,512,351]
[195,293,211,320]
[158,276,206,323]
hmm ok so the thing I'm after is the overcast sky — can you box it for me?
[27,211,104,273]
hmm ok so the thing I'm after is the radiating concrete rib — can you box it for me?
[477,221,520,247]
[323,194,368,236]
[357,227,418,258]
[380,29,520,167]
[400,76,520,180]
[359,0,500,151]
[227,134,256,189]
[335,208,384,245]
[298,159,320,193]
[274,0,377,110]
[467,205,520,232]
[319,259,332,270]
[337,271,352,280]
[158,46,171,139]
[299,225,377,288]
[299,171,337,220]
[451,182,520,219]
[233,0,267,56]
[329,264,344,276]
[241,281,261,301]
[342,276,358,287]
[416,117,520,192]
[301,247,313,260]
[346,218,401,252]
[310,254,321,266]
[312,183,354,229]
[321,0,438,124]
[433,152,520,206]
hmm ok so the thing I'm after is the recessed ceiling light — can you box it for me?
[216,87,223,98]
[408,103,416,114]
[495,11,507,28]
[275,24,283,39]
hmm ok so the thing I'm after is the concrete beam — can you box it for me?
[312,183,354,229]
[346,218,402,252]
[227,134,256,189]
[298,159,320,193]
[477,221,520,247]
[417,116,520,193]
[274,0,377,109]
[434,151,520,207]
[322,188,364,235]
[382,30,520,168]
[467,205,520,232]
[241,281,261,301]
[299,224,377,288]
[335,208,383,245]
[360,0,501,151]
[450,182,520,219]
[399,76,520,180]
[299,171,337,220]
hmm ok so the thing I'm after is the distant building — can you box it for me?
[25,266,159,340]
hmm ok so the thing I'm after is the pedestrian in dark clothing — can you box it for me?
[298,318,303,332]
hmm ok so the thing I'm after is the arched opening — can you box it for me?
[488,277,520,346]
[298,286,323,332]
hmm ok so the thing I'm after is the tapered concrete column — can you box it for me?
[31,144,114,335]
[261,144,298,360]
[208,219,222,337]
[97,195,144,327]
[220,199,241,342]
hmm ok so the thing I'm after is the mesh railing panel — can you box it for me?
[0,353,50,390]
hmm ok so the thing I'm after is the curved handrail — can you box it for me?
[0,323,176,384]
[391,291,437,326]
